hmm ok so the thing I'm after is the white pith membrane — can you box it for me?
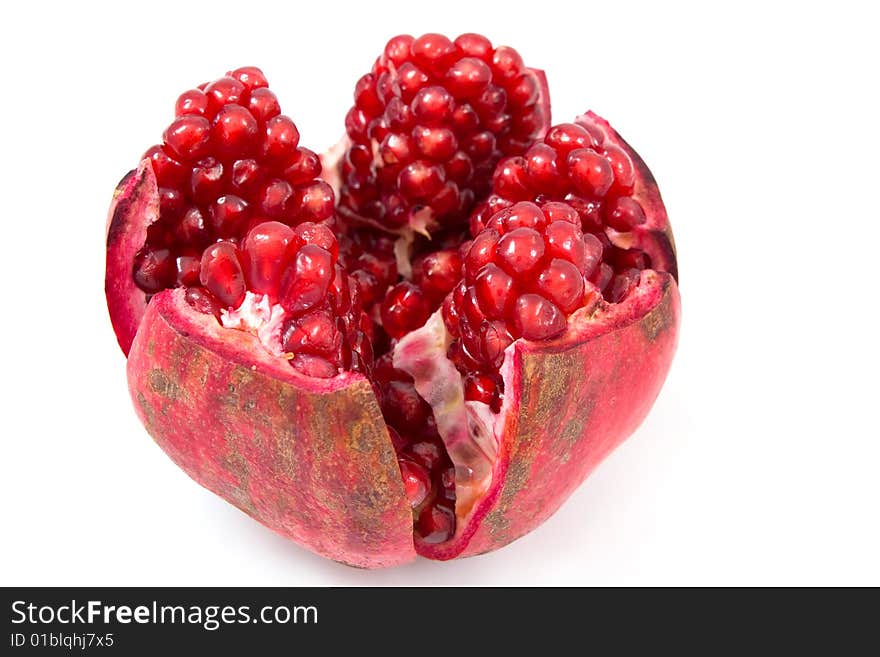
[218,292,290,359]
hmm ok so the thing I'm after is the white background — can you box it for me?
[1,1,877,586]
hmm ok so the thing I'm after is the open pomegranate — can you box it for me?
[105,36,679,569]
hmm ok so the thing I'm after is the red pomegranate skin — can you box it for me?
[105,161,157,356]
[127,289,417,568]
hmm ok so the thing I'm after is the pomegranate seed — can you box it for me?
[495,227,545,276]
[412,125,458,160]
[175,89,209,117]
[380,282,431,339]
[605,196,647,232]
[608,268,641,303]
[465,228,499,278]
[257,179,294,218]
[398,459,431,508]
[567,148,615,198]
[604,144,635,193]
[474,263,516,319]
[417,501,455,544]
[413,248,462,303]
[535,259,585,313]
[464,372,500,408]
[454,33,493,60]
[544,220,588,273]
[163,115,211,161]
[208,195,250,236]
[212,104,259,159]
[281,308,341,356]
[290,353,337,378]
[176,207,209,246]
[281,148,321,185]
[493,156,531,201]
[445,57,492,99]
[278,244,334,315]
[247,88,281,123]
[175,255,201,286]
[291,180,335,223]
[142,145,187,188]
[199,242,247,308]
[383,34,414,66]
[294,222,339,261]
[545,123,598,154]
[189,157,224,205]
[229,66,268,91]
[513,293,566,340]
[397,161,445,201]
[184,286,222,319]
[230,158,264,196]
[203,77,246,116]
[241,221,299,296]
[262,115,300,164]
[133,248,174,292]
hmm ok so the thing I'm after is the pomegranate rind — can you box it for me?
[127,288,417,568]
[417,270,680,560]
[105,161,157,355]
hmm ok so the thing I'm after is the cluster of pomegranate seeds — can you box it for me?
[133,67,335,299]
[374,355,455,544]
[339,33,546,231]
[470,120,654,303]
[443,200,602,398]
[194,221,371,377]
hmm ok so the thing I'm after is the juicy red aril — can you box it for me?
[204,77,246,116]
[279,244,334,314]
[567,148,614,198]
[175,255,201,286]
[464,372,502,410]
[241,221,298,296]
[292,181,335,223]
[417,501,455,544]
[605,196,647,232]
[229,66,269,91]
[398,459,431,508]
[163,115,211,162]
[536,258,585,313]
[247,88,281,123]
[142,146,187,188]
[133,248,174,292]
[496,227,545,276]
[412,248,462,304]
[208,195,250,236]
[513,293,566,340]
[380,282,431,339]
[183,282,220,313]
[175,89,209,117]
[474,263,515,319]
[262,115,300,163]
[199,242,247,307]
[212,104,259,158]
[281,308,341,356]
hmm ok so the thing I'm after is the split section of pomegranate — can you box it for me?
[337,33,550,234]
[106,48,679,568]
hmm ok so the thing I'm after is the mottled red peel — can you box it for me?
[128,289,417,568]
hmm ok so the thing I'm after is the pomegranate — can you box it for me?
[105,46,679,569]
